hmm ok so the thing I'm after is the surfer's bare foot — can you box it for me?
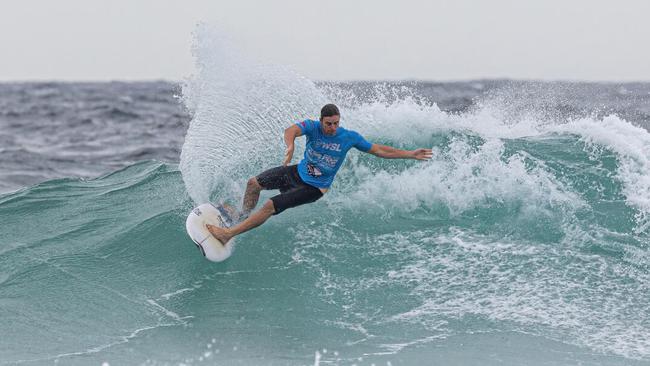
[206,224,232,246]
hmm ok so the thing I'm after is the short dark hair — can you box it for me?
[320,104,340,120]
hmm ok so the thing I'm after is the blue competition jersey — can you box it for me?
[295,119,373,188]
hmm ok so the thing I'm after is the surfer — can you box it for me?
[207,103,433,245]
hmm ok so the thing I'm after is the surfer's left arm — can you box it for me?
[367,144,433,160]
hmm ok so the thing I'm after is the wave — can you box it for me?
[2,26,650,365]
[1,146,649,364]
[172,24,650,363]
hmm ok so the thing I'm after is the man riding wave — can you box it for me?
[207,103,432,244]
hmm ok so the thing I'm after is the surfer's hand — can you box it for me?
[412,148,433,160]
[283,145,294,166]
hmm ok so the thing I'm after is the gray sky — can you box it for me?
[1,0,649,82]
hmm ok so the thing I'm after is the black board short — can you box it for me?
[256,165,324,215]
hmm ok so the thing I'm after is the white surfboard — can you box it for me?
[185,203,236,262]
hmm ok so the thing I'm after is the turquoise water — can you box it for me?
[2,122,649,364]
[2,24,650,365]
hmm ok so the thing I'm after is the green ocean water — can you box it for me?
[2,120,649,365]
[2,24,650,366]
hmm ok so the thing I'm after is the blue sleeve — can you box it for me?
[295,119,317,136]
[353,132,372,152]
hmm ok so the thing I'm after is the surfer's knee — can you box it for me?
[247,177,262,191]
[262,200,276,215]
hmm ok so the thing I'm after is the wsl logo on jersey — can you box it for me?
[315,141,342,152]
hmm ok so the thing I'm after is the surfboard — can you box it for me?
[185,203,237,262]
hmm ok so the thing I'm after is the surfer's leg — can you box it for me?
[232,200,275,235]
[208,182,322,244]
[242,177,263,216]
[208,200,276,244]
[246,165,295,216]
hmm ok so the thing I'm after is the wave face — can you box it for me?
[2,27,650,366]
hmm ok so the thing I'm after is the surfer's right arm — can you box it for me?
[283,124,303,166]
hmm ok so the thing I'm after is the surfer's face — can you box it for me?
[321,115,340,136]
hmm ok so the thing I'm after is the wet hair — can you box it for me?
[320,104,340,120]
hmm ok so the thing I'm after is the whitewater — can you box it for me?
[1,25,649,365]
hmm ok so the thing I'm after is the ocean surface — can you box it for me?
[3,32,650,366]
